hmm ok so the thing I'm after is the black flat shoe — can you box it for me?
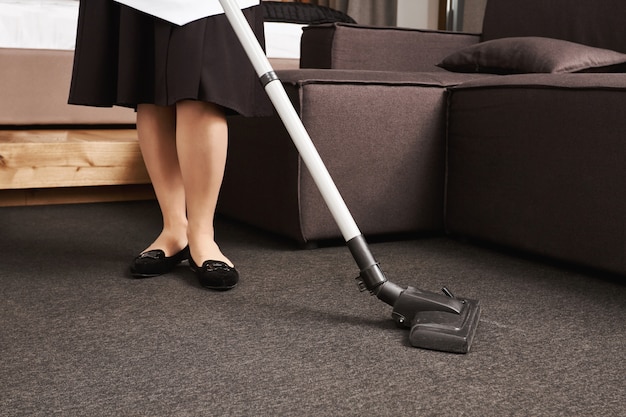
[189,257,239,291]
[130,246,189,278]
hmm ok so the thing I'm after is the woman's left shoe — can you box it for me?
[130,246,189,278]
[189,257,239,291]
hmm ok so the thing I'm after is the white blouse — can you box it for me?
[113,0,260,25]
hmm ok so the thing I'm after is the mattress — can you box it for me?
[0,0,302,58]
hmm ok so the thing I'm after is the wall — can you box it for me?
[396,0,439,29]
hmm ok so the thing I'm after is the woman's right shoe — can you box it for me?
[189,257,239,291]
[130,246,189,278]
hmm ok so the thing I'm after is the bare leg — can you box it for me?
[175,100,232,267]
[136,104,189,256]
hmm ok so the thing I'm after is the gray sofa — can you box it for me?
[218,0,626,275]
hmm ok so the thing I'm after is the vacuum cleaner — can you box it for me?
[219,0,481,353]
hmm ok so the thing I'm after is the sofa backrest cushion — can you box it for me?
[300,24,480,72]
[481,0,626,53]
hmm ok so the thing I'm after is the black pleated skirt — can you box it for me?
[68,0,272,117]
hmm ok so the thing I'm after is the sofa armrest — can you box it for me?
[300,23,481,72]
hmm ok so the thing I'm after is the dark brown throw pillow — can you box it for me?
[438,37,626,74]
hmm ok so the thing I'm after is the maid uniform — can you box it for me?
[68,0,272,117]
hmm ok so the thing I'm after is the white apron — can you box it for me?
[113,0,260,25]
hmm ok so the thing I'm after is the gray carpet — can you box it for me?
[1,201,624,417]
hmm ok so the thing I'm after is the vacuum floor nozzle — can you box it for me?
[409,298,481,353]
[391,287,481,353]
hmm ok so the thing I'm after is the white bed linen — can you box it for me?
[264,22,303,59]
[0,0,301,59]
[0,0,79,50]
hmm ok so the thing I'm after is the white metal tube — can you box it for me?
[219,0,362,241]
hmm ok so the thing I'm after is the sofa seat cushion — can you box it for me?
[219,69,490,243]
[438,37,626,74]
[446,73,626,274]
[449,72,626,90]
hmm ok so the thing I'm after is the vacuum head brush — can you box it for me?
[390,286,481,353]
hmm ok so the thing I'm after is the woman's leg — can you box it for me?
[136,104,189,256]
[175,100,232,267]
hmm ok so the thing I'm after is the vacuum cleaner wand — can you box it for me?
[219,0,481,353]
